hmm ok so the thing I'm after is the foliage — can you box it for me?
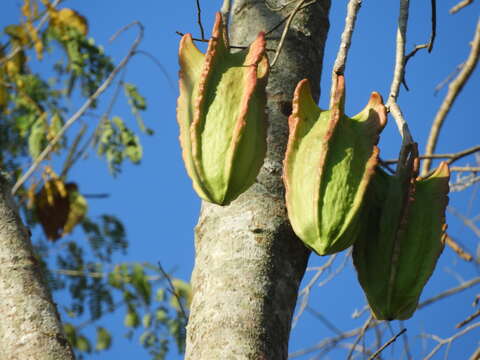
[1,1,186,359]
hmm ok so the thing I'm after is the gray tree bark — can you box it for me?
[185,1,331,359]
[0,174,74,360]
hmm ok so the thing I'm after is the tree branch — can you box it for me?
[157,262,188,321]
[383,144,480,165]
[368,328,407,360]
[386,0,415,174]
[195,0,205,40]
[450,0,474,14]
[456,309,480,328]
[270,0,311,67]
[422,18,480,174]
[418,277,480,309]
[445,234,474,262]
[330,0,362,107]
[423,322,480,360]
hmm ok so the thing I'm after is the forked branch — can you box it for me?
[422,19,480,174]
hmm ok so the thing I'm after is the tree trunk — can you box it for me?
[0,174,74,360]
[185,1,331,358]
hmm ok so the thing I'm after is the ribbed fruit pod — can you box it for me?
[283,75,387,255]
[177,12,269,205]
[353,150,450,320]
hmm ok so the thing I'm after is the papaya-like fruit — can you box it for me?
[353,149,449,320]
[177,12,269,205]
[283,75,386,255]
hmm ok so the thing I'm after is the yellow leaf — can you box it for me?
[63,183,87,235]
[26,22,43,60]
[50,8,88,40]
[21,0,43,59]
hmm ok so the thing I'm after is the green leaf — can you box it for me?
[108,270,123,289]
[95,327,112,351]
[15,113,36,136]
[155,307,168,323]
[124,82,152,135]
[124,308,140,328]
[28,113,47,159]
[76,335,91,353]
[169,279,191,312]
[63,322,76,342]
[131,263,152,305]
[97,117,143,175]
[143,313,152,328]
[156,288,165,302]
[139,330,156,347]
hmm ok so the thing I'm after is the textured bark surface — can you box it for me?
[185,1,331,359]
[0,175,74,360]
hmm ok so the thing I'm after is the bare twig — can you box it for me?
[306,306,343,335]
[445,234,474,262]
[403,0,436,83]
[175,31,275,52]
[176,31,209,43]
[270,0,310,67]
[448,207,480,238]
[11,22,144,195]
[428,0,436,52]
[293,254,337,327]
[386,0,415,173]
[347,315,374,360]
[422,18,480,175]
[383,144,480,165]
[450,0,474,14]
[157,262,188,321]
[423,322,480,360]
[289,319,378,358]
[434,62,464,95]
[451,175,480,192]
[403,44,429,90]
[386,0,409,103]
[330,0,362,107]
[368,328,407,360]
[451,166,480,172]
[400,320,413,360]
[135,50,175,91]
[418,277,480,309]
[195,0,205,40]
[470,346,480,360]
[457,309,480,328]
[60,123,87,178]
[264,0,318,38]
[339,343,371,357]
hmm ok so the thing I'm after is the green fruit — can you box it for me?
[283,75,386,255]
[177,12,269,205]
[353,155,449,320]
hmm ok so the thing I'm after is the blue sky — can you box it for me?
[1,1,480,359]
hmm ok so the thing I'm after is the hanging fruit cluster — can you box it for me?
[353,149,449,320]
[177,13,269,205]
[283,76,386,255]
[176,14,449,320]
